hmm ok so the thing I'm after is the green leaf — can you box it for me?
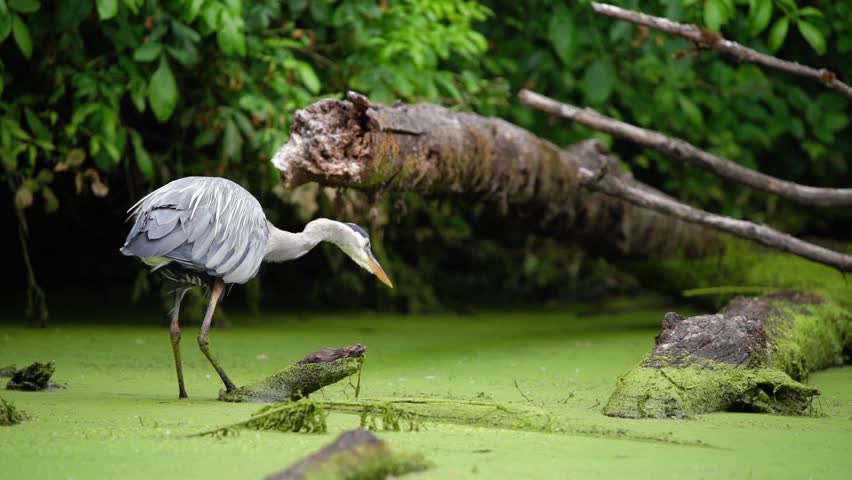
[8,0,40,13]
[581,60,615,105]
[148,58,178,122]
[824,113,849,132]
[748,0,772,36]
[132,43,162,62]
[797,7,823,17]
[222,118,242,163]
[0,12,11,43]
[797,20,826,55]
[677,96,704,129]
[42,186,59,213]
[548,4,575,65]
[166,43,199,67]
[11,13,32,59]
[767,17,789,53]
[128,75,147,113]
[217,11,246,56]
[194,130,216,148]
[96,0,117,19]
[704,0,727,31]
[288,0,307,14]
[24,108,49,140]
[55,0,93,31]
[130,132,153,180]
[295,62,320,94]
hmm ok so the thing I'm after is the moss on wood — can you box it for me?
[5,361,58,391]
[219,345,365,403]
[605,292,850,418]
[266,429,430,480]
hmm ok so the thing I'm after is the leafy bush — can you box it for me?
[1,0,849,314]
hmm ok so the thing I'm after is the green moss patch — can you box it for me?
[0,397,29,425]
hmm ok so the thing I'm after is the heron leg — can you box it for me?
[169,289,189,399]
[197,278,237,392]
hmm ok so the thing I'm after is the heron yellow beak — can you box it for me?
[367,253,393,288]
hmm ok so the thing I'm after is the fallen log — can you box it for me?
[273,91,716,258]
[266,429,430,480]
[605,291,851,418]
[219,344,365,403]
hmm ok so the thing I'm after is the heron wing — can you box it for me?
[121,177,269,284]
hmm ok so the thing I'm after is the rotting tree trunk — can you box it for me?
[272,94,851,418]
[219,344,365,403]
[605,291,852,418]
[273,92,717,258]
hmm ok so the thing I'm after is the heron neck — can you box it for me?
[263,218,341,263]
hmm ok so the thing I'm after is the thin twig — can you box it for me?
[575,167,852,272]
[591,2,852,100]
[519,89,852,207]
[514,379,534,403]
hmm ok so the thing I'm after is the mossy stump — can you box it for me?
[266,429,430,480]
[605,291,851,419]
[220,344,365,403]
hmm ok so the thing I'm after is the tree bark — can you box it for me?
[273,92,716,259]
[591,2,852,100]
[520,89,852,208]
[605,291,851,418]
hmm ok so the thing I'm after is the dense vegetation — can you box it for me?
[1,0,850,316]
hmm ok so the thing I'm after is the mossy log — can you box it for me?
[272,91,716,258]
[266,429,430,480]
[5,361,59,391]
[219,344,365,403]
[605,291,851,418]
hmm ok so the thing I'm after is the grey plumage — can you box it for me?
[121,176,268,285]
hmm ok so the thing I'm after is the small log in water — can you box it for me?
[219,344,366,403]
[605,291,851,418]
[5,361,60,391]
[265,429,429,480]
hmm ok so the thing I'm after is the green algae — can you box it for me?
[0,397,29,425]
[1,304,852,479]
[197,399,329,436]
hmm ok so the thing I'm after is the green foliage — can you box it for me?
[1,0,850,312]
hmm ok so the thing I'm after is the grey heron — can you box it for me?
[120,176,392,399]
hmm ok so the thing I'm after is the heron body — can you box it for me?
[121,176,392,398]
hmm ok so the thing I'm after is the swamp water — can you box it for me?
[1,301,850,479]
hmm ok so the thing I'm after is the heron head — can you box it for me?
[336,222,393,288]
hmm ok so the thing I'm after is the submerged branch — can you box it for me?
[519,89,852,207]
[575,166,852,272]
[590,2,852,100]
[219,344,366,402]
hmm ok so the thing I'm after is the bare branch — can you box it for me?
[591,2,852,101]
[519,89,852,207]
[576,167,852,272]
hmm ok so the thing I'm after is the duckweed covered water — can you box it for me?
[1,300,850,479]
